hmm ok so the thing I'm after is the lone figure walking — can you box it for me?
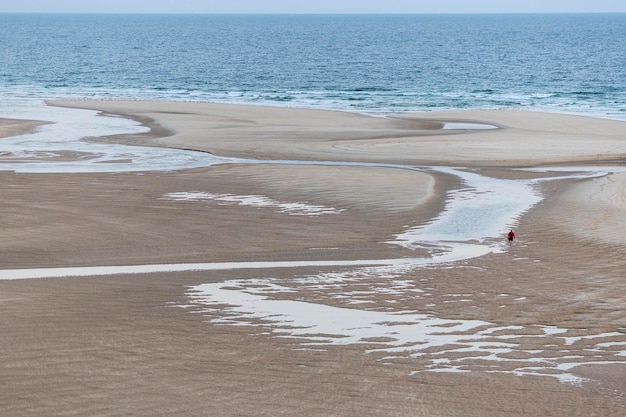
[507,229,516,243]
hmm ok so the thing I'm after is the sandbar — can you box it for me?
[0,117,48,140]
[50,100,626,166]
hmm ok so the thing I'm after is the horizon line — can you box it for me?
[1,11,625,15]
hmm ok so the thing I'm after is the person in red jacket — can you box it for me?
[507,229,516,243]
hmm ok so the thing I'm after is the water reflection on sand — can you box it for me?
[2,99,624,385]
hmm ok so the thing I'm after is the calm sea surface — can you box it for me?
[1,13,625,118]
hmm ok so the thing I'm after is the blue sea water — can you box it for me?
[0,13,625,118]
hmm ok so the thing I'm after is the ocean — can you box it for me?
[1,13,625,118]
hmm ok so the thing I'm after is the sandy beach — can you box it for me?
[1,100,626,416]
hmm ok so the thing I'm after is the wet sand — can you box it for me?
[0,118,48,152]
[1,101,626,416]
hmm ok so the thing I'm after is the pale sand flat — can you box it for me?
[1,102,626,416]
[554,171,626,245]
[50,100,626,166]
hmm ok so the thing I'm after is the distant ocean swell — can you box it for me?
[0,13,625,118]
